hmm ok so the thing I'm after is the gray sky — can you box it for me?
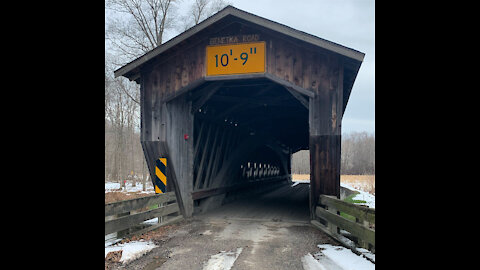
[224,0,375,135]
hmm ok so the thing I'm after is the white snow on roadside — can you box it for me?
[356,248,375,262]
[292,179,310,182]
[142,217,159,224]
[105,181,154,194]
[303,244,374,270]
[301,253,328,270]
[340,183,375,209]
[105,182,121,191]
[317,244,374,270]
[203,248,243,270]
[105,240,157,264]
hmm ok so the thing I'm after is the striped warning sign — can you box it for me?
[154,158,167,194]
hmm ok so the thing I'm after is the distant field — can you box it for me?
[292,174,375,195]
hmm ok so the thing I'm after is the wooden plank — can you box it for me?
[311,219,377,263]
[201,126,221,189]
[283,86,308,109]
[191,175,287,200]
[123,215,184,239]
[194,124,214,190]
[193,120,206,161]
[315,206,375,247]
[311,220,355,249]
[105,203,179,235]
[319,195,375,224]
[204,127,228,188]
[164,96,194,217]
[105,192,177,217]
[191,82,224,113]
[204,73,265,82]
[265,73,315,98]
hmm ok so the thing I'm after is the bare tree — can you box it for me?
[105,54,141,185]
[292,150,310,174]
[291,132,375,175]
[105,0,231,188]
[106,0,180,65]
[178,0,230,32]
[341,132,375,175]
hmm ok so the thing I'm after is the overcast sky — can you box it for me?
[223,0,375,135]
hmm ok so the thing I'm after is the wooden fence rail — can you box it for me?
[105,192,183,238]
[311,194,375,254]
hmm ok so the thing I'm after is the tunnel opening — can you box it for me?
[189,78,310,220]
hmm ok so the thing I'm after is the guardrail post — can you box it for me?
[326,205,339,235]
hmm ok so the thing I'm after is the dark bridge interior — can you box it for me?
[187,78,309,214]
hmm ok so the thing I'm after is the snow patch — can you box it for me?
[301,253,328,270]
[340,183,375,209]
[105,181,154,194]
[316,244,374,270]
[105,240,157,264]
[203,248,243,270]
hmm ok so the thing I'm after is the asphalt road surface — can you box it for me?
[115,183,341,270]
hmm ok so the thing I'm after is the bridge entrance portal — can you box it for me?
[114,6,364,219]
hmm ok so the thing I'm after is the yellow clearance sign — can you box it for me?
[206,42,265,76]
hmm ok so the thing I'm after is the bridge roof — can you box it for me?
[114,5,365,81]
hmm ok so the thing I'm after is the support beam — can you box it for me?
[191,82,224,113]
[194,124,215,190]
[309,57,343,219]
[283,86,309,109]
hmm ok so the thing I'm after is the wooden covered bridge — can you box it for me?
[114,6,364,219]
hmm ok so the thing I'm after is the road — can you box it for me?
[113,183,343,270]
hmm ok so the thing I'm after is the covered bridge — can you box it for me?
[114,5,364,219]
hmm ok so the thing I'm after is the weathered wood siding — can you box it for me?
[140,21,342,104]
[308,55,343,218]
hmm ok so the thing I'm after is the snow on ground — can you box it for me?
[303,244,374,270]
[340,183,375,209]
[105,240,157,264]
[202,248,243,270]
[301,253,328,270]
[292,179,310,187]
[105,181,154,194]
[291,179,374,209]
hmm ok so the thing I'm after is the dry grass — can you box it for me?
[292,174,375,195]
[105,191,153,204]
[292,174,310,181]
[341,175,375,195]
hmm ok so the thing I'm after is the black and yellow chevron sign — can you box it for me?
[154,158,167,194]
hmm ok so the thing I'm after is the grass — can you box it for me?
[148,204,159,210]
[340,193,367,222]
[343,193,367,204]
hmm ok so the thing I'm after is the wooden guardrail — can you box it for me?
[191,175,288,200]
[311,195,375,254]
[105,192,183,238]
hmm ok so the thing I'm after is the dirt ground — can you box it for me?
[105,191,154,204]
